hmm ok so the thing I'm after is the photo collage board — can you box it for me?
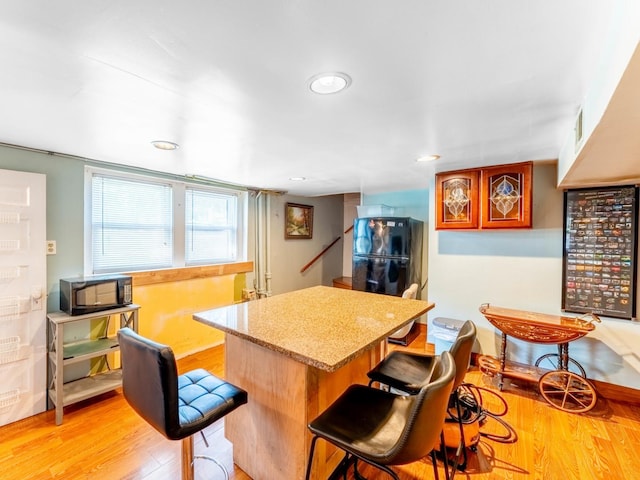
[562,185,638,319]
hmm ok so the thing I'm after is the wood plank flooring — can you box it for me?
[1,330,639,480]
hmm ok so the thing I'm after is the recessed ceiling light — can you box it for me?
[289,176,307,181]
[151,140,179,151]
[416,154,440,162]
[308,72,352,95]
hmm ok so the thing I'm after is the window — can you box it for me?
[185,187,238,264]
[87,169,245,274]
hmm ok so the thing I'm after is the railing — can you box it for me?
[300,225,354,274]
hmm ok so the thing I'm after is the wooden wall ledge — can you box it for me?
[129,261,254,286]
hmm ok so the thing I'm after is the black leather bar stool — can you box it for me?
[305,351,456,480]
[367,320,477,475]
[117,328,247,480]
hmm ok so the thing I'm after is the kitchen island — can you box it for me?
[193,285,434,480]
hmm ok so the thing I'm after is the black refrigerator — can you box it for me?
[352,217,423,297]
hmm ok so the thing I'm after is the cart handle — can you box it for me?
[578,312,602,324]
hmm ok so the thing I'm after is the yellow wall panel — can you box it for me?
[133,274,239,357]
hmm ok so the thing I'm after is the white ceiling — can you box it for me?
[0,1,634,196]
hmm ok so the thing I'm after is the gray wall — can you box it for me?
[4,143,638,389]
[0,144,344,310]
[0,146,85,311]
[268,194,344,295]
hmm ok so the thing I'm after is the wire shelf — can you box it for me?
[0,240,20,252]
[0,212,20,224]
[0,297,20,322]
[0,336,20,364]
[0,389,20,410]
[0,266,21,281]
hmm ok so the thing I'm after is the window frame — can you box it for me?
[184,185,241,266]
[84,167,247,275]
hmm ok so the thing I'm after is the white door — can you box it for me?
[0,168,47,426]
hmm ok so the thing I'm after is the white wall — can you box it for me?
[428,163,640,389]
[558,3,640,180]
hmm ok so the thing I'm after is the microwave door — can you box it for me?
[76,281,117,307]
[95,281,118,305]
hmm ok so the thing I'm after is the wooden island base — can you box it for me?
[224,334,381,480]
[194,286,433,479]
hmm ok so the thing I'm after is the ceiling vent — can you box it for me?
[574,107,584,152]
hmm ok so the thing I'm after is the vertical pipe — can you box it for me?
[265,193,272,296]
[256,192,269,298]
[254,192,264,298]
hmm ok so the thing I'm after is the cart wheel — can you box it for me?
[534,353,586,377]
[538,370,597,413]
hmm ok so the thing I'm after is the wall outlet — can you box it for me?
[46,240,56,255]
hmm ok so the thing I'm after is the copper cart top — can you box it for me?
[479,303,597,344]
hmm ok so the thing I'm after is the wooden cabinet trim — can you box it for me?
[435,169,480,230]
[128,261,254,286]
[480,161,533,229]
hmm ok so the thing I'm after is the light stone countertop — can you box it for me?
[193,285,434,372]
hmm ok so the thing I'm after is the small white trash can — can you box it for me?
[429,317,466,354]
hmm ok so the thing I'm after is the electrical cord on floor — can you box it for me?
[450,382,518,444]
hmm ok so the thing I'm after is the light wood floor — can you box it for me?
[1,331,639,480]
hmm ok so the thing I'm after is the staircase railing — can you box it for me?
[299,225,353,274]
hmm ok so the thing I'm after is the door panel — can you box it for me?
[353,218,411,257]
[352,256,408,296]
[0,169,46,426]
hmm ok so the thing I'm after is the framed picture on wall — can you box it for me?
[480,161,533,229]
[435,169,479,230]
[285,203,313,239]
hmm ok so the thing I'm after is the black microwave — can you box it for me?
[60,274,133,315]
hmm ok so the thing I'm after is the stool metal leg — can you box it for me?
[452,392,468,474]
[182,436,195,480]
[181,433,230,480]
[193,455,229,480]
[193,431,230,480]
[305,436,320,480]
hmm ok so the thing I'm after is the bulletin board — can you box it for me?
[562,185,638,320]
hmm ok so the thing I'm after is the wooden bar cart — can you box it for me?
[477,303,601,413]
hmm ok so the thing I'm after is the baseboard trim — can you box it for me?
[590,378,640,405]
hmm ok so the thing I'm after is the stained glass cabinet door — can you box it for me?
[480,161,533,229]
[435,170,479,230]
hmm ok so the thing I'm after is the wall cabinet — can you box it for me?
[435,161,532,230]
[46,304,139,425]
